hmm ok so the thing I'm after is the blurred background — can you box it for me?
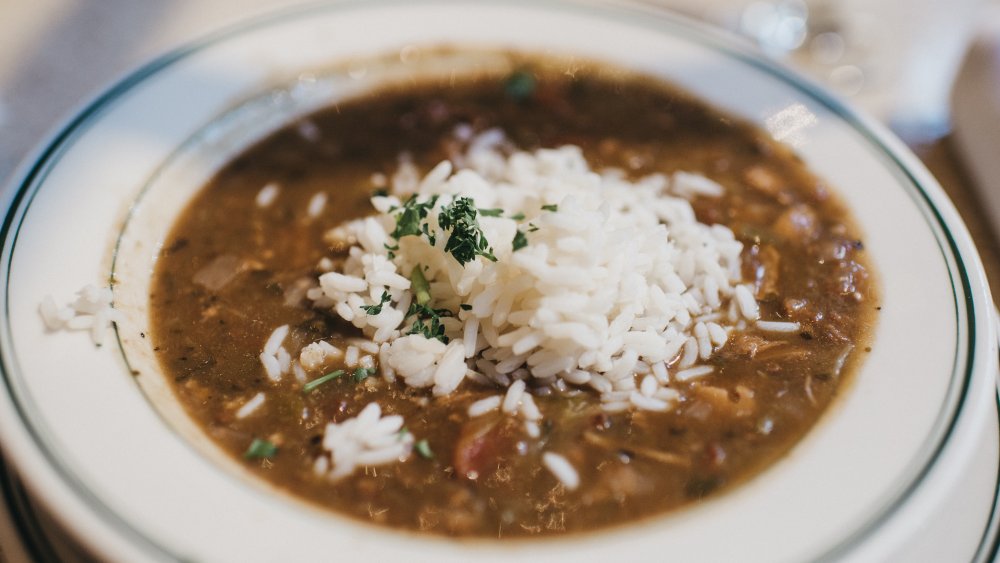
[0,0,998,560]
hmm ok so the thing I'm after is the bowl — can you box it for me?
[0,1,997,561]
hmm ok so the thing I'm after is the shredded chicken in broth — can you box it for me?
[150,55,877,537]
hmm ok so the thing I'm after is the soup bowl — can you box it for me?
[0,1,997,561]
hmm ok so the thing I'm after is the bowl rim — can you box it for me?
[0,0,996,561]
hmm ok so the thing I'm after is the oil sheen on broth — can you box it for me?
[150,55,877,537]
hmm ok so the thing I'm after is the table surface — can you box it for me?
[1,1,998,561]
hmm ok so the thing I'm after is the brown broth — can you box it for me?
[149,57,877,537]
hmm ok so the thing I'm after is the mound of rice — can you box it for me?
[308,129,760,415]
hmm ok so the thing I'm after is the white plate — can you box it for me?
[0,1,997,561]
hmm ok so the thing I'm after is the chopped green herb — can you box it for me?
[353,367,374,382]
[361,290,392,315]
[504,70,537,101]
[406,302,453,343]
[527,223,540,232]
[420,222,437,246]
[541,204,559,212]
[438,197,497,265]
[390,194,439,241]
[409,265,432,306]
[371,187,389,197]
[244,438,277,460]
[302,370,344,393]
[459,303,472,311]
[399,427,410,440]
[512,230,529,251]
[415,439,434,459]
[509,212,526,221]
[477,208,504,217]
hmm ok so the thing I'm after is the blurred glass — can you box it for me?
[654,0,983,139]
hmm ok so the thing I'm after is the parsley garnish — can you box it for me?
[244,438,277,460]
[415,439,434,459]
[438,197,496,265]
[353,367,374,382]
[371,188,389,197]
[361,290,392,315]
[541,204,559,212]
[406,302,453,343]
[512,230,529,251]
[478,208,503,217]
[302,370,344,393]
[390,195,439,241]
[509,212,526,221]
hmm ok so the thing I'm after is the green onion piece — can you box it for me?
[302,370,344,393]
[244,438,277,460]
[509,212,526,221]
[353,367,373,382]
[541,204,558,212]
[410,265,432,306]
[478,208,503,217]
[415,439,434,459]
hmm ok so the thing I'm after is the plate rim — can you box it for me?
[0,0,992,561]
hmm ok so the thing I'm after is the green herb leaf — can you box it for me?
[415,439,434,459]
[353,367,374,382]
[477,208,503,217]
[438,197,496,265]
[512,230,528,251]
[541,204,559,212]
[390,194,439,241]
[361,290,392,315]
[504,70,537,101]
[406,302,453,343]
[372,188,389,198]
[509,212,526,221]
[459,303,472,311]
[244,438,277,460]
[302,370,344,393]
[409,265,432,306]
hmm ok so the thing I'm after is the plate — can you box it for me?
[0,1,997,561]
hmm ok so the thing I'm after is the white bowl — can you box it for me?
[0,1,997,561]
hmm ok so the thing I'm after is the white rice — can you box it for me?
[39,285,122,346]
[502,380,526,413]
[255,182,280,208]
[757,320,802,333]
[674,365,715,382]
[235,392,266,419]
[307,192,328,218]
[311,129,761,415]
[542,452,580,490]
[259,353,281,382]
[263,325,289,356]
[468,395,502,417]
[318,402,414,480]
